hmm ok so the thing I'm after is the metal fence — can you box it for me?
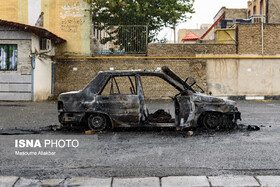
[92,25,148,55]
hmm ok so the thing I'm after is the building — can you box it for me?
[0,19,65,101]
[213,7,248,29]
[247,0,280,23]
[178,24,214,43]
[0,0,91,56]
[181,31,200,43]
[247,0,267,21]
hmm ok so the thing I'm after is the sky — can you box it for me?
[158,0,248,42]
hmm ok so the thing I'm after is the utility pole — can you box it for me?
[173,23,176,43]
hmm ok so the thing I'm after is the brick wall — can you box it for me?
[54,59,207,98]
[147,43,236,57]
[268,0,280,23]
[224,9,247,20]
[238,23,280,55]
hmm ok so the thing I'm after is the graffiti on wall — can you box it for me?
[60,2,87,19]
[60,19,82,32]
[59,1,87,33]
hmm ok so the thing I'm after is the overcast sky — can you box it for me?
[158,0,248,42]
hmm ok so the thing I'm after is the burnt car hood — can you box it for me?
[58,90,86,112]
[58,91,81,101]
[192,93,237,113]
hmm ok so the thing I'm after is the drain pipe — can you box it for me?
[51,62,54,96]
[31,56,35,101]
[261,22,264,55]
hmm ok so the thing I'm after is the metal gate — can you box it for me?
[92,25,148,55]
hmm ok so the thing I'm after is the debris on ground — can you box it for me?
[148,109,175,123]
[247,125,260,131]
[40,125,62,131]
[85,130,96,135]
[0,128,40,135]
[186,131,194,136]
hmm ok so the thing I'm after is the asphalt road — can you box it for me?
[0,100,280,179]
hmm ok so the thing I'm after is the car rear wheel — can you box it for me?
[88,114,107,131]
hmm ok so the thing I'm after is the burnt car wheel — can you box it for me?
[88,114,107,131]
[203,113,222,130]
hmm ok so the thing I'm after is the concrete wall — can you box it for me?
[148,43,236,57]
[54,59,207,98]
[206,55,280,97]
[31,35,54,101]
[33,57,52,101]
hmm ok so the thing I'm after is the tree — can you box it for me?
[87,0,194,51]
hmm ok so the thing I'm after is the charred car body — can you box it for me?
[58,66,241,131]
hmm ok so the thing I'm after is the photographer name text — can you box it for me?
[15,139,79,156]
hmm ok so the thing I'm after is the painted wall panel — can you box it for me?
[0,93,31,100]
[0,84,32,92]
[207,55,280,96]
[0,74,31,83]
[0,74,32,100]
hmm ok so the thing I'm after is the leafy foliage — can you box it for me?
[87,0,194,51]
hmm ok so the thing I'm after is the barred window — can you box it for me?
[0,44,17,71]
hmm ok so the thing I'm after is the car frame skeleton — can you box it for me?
[58,66,241,131]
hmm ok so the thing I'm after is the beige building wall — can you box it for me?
[0,0,92,57]
[0,0,29,24]
[41,0,91,56]
[206,55,280,97]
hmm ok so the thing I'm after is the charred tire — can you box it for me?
[203,113,222,130]
[88,114,107,131]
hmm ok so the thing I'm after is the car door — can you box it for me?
[95,75,141,125]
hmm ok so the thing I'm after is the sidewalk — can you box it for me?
[1,175,280,187]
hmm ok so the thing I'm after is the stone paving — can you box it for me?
[1,175,280,186]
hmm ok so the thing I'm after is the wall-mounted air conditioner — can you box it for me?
[40,38,51,51]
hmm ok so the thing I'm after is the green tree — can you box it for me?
[87,0,194,51]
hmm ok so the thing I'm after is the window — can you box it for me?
[0,44,17,71]
[101,76,137,95]
[140,76,178,98]
[260,0,264,15]
[253,6,256,15]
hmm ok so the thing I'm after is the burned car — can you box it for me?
[58,66,241,131]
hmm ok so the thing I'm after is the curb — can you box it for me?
[2,175,280,187]
[219,95,280,100]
